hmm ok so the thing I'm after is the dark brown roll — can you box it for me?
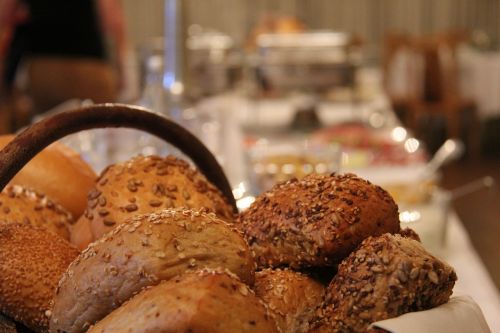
[254,268,325,333]
[0,185,74,240]
[86,269,279,333]
[50,208,255,333]
[310,233,456,332]
[238,173,400,269]
[0,224,79,332]
[77,155,234,244]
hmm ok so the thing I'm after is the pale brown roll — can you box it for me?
[0,224,79,332]
[238,173,400,269]
[50,208,255,333]
[254,268,325,333]
[78,155,234,243]
[311,233,456,332]
[0,135,96,219]
[86,269,279,333]
[68,217,94,251]
[0,185,73,240]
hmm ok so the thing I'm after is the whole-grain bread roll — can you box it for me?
[0,135,96,219]
[254,268,325,333]
[0,185,73,240]
[0,224,79,332]
[86,269,279,333]
[77,155,234,243]
[310,233,456,332]
[238,173,400,269]
[50,208,255,333]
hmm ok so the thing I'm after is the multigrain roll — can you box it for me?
[0,135,96,219]
[254,268,325,333]
[78,155,234,242]
[310,233,456,332]
[238,173,400,269]
[0,224,79,332]
[0,185,73,240]
[50,208,255,333]
[87,269,279,333]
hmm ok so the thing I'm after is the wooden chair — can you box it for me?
[383,32,478,154]
[409,33,475,138]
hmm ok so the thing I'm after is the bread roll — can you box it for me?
[238,173,400,269]
[311,234,456,332]
[50,208,255,333]
[0,135,96,219]
[68,217,94,251]
[78,155,234,242]
[87,269,279,333]
[0,224,79,332]
[254,268,325,333]
[0,314,17,333]
[0,185,73,240]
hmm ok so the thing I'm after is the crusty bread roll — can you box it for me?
[238,173,400,269]
[50,208,255,333]
[310,233,456,332]
[0,224,79,332]
[77,155,234,242]
[86,269,279,333]
[0,314,17,333]
[68,217,94,251]
[254,268,325,333]
[0,185,73,240]
[0,135,96,219]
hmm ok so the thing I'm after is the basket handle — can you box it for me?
[0,103,237,212]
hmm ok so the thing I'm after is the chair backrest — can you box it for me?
[383,33,423,102]
[383,31,468,104]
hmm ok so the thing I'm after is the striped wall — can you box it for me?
[122,0,500,61]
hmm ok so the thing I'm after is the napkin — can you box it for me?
[370,295,490,333]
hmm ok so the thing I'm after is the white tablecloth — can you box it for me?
[444,211,500,332]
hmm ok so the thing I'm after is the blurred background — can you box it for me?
[0,0,499,327]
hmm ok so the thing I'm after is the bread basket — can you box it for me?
[0,103,490,333]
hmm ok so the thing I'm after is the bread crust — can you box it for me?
[0,135,96,219]
[50,208,255,333]
[311,233,457,332]
[78,155,234,242]
[0,224,79,332]
[87,269,279,333]
[238,173,400,269]
[0,185,73,240]
[254,268,325,333]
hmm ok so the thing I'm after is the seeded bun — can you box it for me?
[238,173,400,269]
[254,268,325,333]
[0,185,73,240]
[87,269,279,333]
[311,234,456,332]
[51,208,255,333]
[0,224,79,332]
[77,155,234,243]
[0,135,96,219]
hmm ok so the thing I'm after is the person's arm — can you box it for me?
[0,0,28,56]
